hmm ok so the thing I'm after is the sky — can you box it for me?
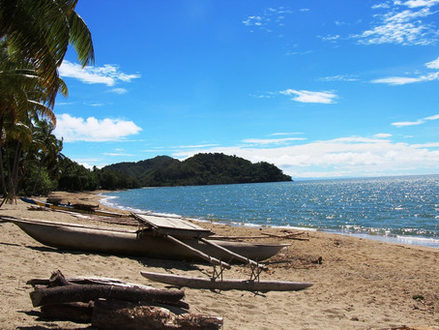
[54,0,439,179]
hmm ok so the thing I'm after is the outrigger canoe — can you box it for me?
[3,217,288,262]
[20,197,128,218]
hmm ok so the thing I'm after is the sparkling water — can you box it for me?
[101,175,439,248]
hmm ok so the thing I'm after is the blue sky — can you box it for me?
[54,0,439,179]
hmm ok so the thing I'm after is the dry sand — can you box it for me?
[1,191,439,329]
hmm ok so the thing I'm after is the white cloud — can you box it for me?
[355,3,439,45]
[372,56,439,85]
[280,89,338,104]
[425,56,439,69]
[374,133,392,138]
[403,0,439,8]
[59,61,140,86]
[172,136,439,178]
[242,137,306,145]
[425,114,439,120]
[242,7,294,33]
[318,34,340,42]
[54,113,142,142]
[109,88,128,94]
[372,3,391,9]
[392,119,425,126]
[371,76,423,85]
[319,74,359,82]
[391,113,439,126]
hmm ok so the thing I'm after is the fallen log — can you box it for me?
[30,284,185,308]
[40,302,93,323]
[92,299,223,330]
[28,271,155,290]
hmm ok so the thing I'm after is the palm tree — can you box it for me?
[0,0,94,203]
[0,42,66,203]
[0,0,94,105]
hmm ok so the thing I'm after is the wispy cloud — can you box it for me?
[242,137,306,145]
[242,6,294,33]
[172,135,439,178]
[426,56,439,69]
[372,56,439,85]
[109,88,128,94]
[54,113,142,142]
[59,61,140,86]
[355,1,439,45]
[280,89,338,104]
[402,0,439,8]
[319,74,359,82]
[391,113,439,127]
[318,34,340,42]
[373,133,392,138]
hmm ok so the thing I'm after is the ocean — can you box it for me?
[101,175,439,248]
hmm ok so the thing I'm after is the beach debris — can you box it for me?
[93,299,223,330]
[27,270,223,329]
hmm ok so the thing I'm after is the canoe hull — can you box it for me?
[141,271,312,291]
[8,218,287,262]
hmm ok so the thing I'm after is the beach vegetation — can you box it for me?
[0,0,94,204]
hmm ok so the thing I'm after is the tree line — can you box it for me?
[0,0,94,205]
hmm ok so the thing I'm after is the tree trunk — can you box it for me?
[30,284,186,308]
[92,299,223,330]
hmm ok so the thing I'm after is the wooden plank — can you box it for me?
[133,213,213,238]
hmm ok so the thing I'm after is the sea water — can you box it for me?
[101,175,439,248]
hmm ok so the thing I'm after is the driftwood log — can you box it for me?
[92,299,223,330]
[30,284,186,308]
[28,271,222,329]
[28,270,156,290]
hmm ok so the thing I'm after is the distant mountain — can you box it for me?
[102,153,292,187]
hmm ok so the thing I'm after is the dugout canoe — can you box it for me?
[3,217,288,262]
[20,197,128,218]
[141,271,313,291]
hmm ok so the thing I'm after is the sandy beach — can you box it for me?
[0,191,438,329]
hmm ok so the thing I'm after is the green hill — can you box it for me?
[102,153,292,187]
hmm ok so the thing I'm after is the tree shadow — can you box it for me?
[17,310,93,329]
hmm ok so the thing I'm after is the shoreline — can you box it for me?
[1,191,439,329]
[99,190,439,250]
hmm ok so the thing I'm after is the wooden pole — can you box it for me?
[200,238,267,270]
[165,234,231,269]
